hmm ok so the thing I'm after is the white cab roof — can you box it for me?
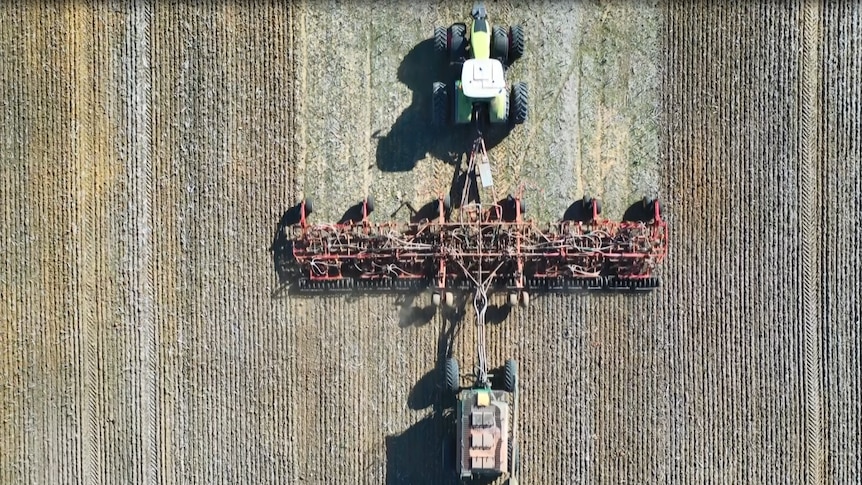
[461,58,507,99]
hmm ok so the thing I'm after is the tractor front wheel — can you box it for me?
[493,26,509,63]
[448,24,466,62]
[510,82,528,125]
[432,82,449,127]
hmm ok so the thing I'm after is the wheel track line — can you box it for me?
[128,1,158,483]
[798,1,825,483]
[69,5,100,483]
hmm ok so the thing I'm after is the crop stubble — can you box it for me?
[1,1,860,485]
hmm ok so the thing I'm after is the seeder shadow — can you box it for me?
[397,293,437,328]
[622,199,654,222]
[338,202,367,225]
[270,203,303,297]
[375,38,515,173]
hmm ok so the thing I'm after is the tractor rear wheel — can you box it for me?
[448,24,466,61]
[445,357,460,393]
[492,26,509,63]
[432,82,448,127]
[509,25,525,62]
[434,26,447,53]
[503,358,517,392]
[510,82,528,125]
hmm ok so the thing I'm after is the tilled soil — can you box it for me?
[1,1,859,484]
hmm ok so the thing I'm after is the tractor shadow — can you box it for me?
[375,38,514,172]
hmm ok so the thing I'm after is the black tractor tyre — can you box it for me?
[503,358,517,393]
[434,26,447,53]
[492,26,509,63]
[445,357,460,393]
[448,24,467,62]
[432,82,449,127]
[510,82,528,125]
[509,25,525,62]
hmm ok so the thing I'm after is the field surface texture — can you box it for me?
[1,1,860,484]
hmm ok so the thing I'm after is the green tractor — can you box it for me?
[445,356,521,484]
[432,2,528,129]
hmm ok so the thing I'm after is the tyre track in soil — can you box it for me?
[1,6,92,484]
[799,2,825,482]
[288,2,449,483]
[150,2,296,482]
[664,2,814,481]
[821,2,862,482]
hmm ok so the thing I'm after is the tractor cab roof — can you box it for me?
[460,58,507,100]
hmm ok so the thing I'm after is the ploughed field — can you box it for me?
[1,1,859,484]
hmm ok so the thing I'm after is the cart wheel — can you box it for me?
[503,358,518,392]
[444,291,455,308]
[303,198,314,217]
[432,292,442,306]
[508,292,518,307]
[365,195,375,215]
[519,291,530,307]
[445,357,460,393]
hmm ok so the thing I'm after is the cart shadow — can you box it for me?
[375,38,513,172]
[386,304,463,484]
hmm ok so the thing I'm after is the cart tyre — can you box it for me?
[503,359,518,392]
[445,357,460,393]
